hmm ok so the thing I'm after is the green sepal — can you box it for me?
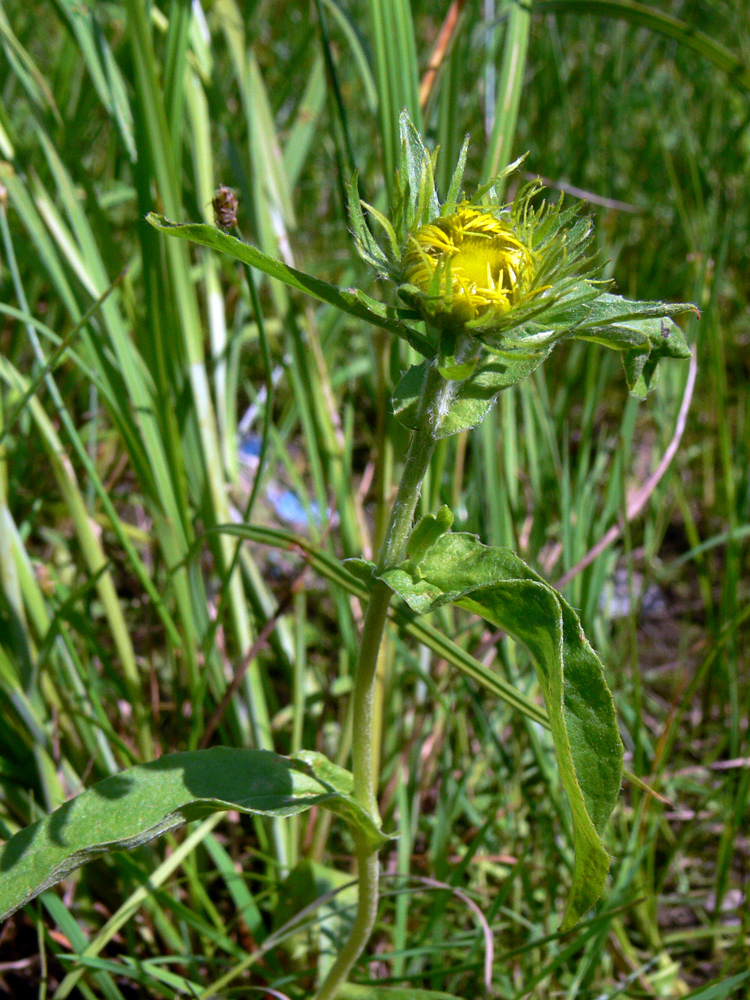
[441,132,470,216]
[399,110,439,235]
[360,198,400,262]
[347,172,390,275]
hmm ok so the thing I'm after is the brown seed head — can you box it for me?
[212,186,238,230]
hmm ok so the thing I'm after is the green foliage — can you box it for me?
[146,214,433,355]
[339,985,466,1000]
[0,0,747,996]
[377,530,623,930]
[392,351,552,437]
[0,748,386,922]
[405,506,454,565]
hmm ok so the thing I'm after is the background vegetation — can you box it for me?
[0,1,748,997]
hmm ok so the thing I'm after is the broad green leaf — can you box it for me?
[557,292,694,397]
[378,533,623,930]
[290,750,391,847]
[340,985,465,1000]
[469,291,694,400]
[146,214,433,356]
[392,350,551,437]
[0,748,386,921]
[556,290,694,329]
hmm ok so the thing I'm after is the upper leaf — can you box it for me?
[572,293,694,397]
[145,214,434,357]
[405,505,454,565]
[392,349,552,438]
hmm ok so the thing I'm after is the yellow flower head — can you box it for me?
[347,111,693,399]
[402,205,537,326]
[349,112,604,354]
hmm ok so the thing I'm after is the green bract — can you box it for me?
[348,111,694,407]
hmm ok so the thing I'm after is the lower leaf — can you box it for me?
[0,747,384,921]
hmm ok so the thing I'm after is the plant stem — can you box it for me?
[314,359,455,1000]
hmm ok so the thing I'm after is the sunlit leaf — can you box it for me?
[146,214,432,353]
[378,533,623,930]
[392,351,551,437]
[0,748,386,921]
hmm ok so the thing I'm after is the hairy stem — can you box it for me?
[314,359,455,1000]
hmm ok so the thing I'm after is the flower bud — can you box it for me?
[402,205,536,328]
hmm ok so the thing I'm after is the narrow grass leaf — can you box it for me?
[679,973,750,1000]
[339,986,466,1000]
[536,0,750,91]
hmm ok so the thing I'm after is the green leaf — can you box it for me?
[560,290,693,328]
[378,533,623,930]
[535,0,750,92]
[339,985,466,1000]
[0,748,386,921]
[145,214,429,350]
[406,506,454,564]
[566,292,694,396]
[392,351,551,438]
[290,751,391,848]
[436,330,478,380]
[680,971,750,1000]
[474,290,694,399]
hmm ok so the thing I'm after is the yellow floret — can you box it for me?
[403,206,537,324]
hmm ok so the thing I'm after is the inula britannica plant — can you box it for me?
[0,112,694,1000]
